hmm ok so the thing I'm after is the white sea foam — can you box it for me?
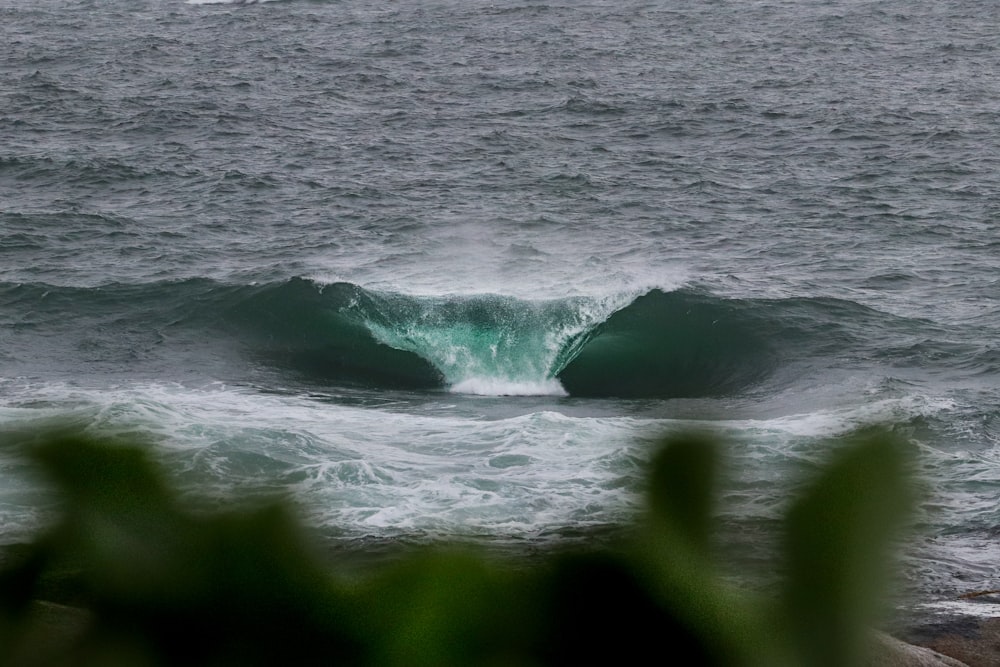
[918,600,1000,619]
[0,383,656,541]
[449,377,568,397]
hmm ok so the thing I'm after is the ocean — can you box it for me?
[2,0,999,626]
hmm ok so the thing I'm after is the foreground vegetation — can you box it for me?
[0,430,914,666]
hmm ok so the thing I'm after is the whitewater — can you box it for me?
[2,0,1000,629]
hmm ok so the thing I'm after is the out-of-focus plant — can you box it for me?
[0,429,914,666]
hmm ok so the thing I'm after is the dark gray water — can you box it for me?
[2,0,999,623]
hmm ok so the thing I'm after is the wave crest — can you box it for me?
[222,279,775,398]
[0,277,792,398]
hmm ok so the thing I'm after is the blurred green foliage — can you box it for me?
[0,430,914,666]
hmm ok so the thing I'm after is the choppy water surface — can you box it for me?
[2,0,999,623]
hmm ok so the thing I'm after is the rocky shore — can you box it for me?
[9,598,998,667]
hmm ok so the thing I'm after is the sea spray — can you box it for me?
[356,290,639,396]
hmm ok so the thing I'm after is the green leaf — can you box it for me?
[780,432,914,667]
[647,433,719,558]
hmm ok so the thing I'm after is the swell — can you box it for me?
[0,277,971,398]
[221,279,445,390]
[555,289,774,398]
[216,280,779,397]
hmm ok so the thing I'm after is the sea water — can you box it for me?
[2,0,999,623]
